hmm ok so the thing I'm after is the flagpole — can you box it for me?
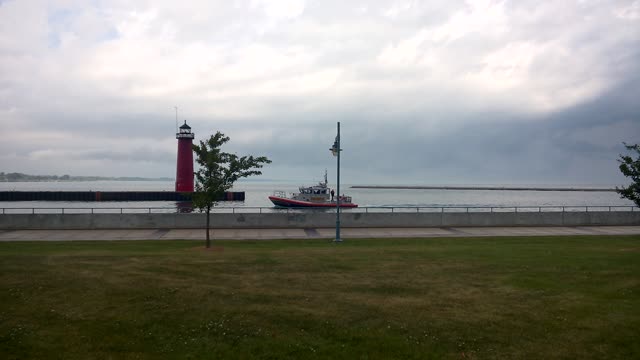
[335,121,341,243]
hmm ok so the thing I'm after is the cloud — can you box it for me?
[0,0,638,184]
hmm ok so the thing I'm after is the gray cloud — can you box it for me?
[0,0,639,184]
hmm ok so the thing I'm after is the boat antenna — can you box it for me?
[324,169,328,186]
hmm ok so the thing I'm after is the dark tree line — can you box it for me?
[0,172,71,182]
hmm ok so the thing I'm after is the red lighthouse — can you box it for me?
[175,120,195,192]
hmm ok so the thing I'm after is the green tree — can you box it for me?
[617,143,640,207]
[192,131,271,248]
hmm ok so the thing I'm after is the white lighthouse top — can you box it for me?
[176,120,195,139]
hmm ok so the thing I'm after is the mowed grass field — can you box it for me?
[1,236,639,359]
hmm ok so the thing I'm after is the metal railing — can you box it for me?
[0,205,638,215]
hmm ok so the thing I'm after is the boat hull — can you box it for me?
[269,196,358,208]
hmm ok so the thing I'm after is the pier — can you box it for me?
[0,191,245,202]
[351,185,617,192]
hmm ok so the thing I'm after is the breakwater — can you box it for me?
[0,191,245,202]
[351,185,617,192]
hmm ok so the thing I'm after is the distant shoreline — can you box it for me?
[0,172,173,182]
[0,178,173,182]
[351,185,618,192]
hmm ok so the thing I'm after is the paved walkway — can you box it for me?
[0,226,639,241]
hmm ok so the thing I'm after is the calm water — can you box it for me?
[0,180,634,212]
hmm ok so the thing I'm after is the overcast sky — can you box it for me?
[1,0,639,185]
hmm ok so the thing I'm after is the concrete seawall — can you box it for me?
[1,211,639,230]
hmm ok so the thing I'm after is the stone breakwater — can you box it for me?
[351,185,617,192]
[0,191,244,202]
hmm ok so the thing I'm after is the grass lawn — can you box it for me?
[1,236,639,359]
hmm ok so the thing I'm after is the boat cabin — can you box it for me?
[293,182,330,203]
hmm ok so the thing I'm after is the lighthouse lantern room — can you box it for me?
[175,120,195,192]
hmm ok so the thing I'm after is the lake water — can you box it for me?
[0,180,634,212]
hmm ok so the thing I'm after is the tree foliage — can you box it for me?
[192,131,271,247]
[617,143,640,207]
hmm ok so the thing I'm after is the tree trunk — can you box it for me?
[205,206,211,248]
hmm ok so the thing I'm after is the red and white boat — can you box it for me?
[269,172,358,208]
